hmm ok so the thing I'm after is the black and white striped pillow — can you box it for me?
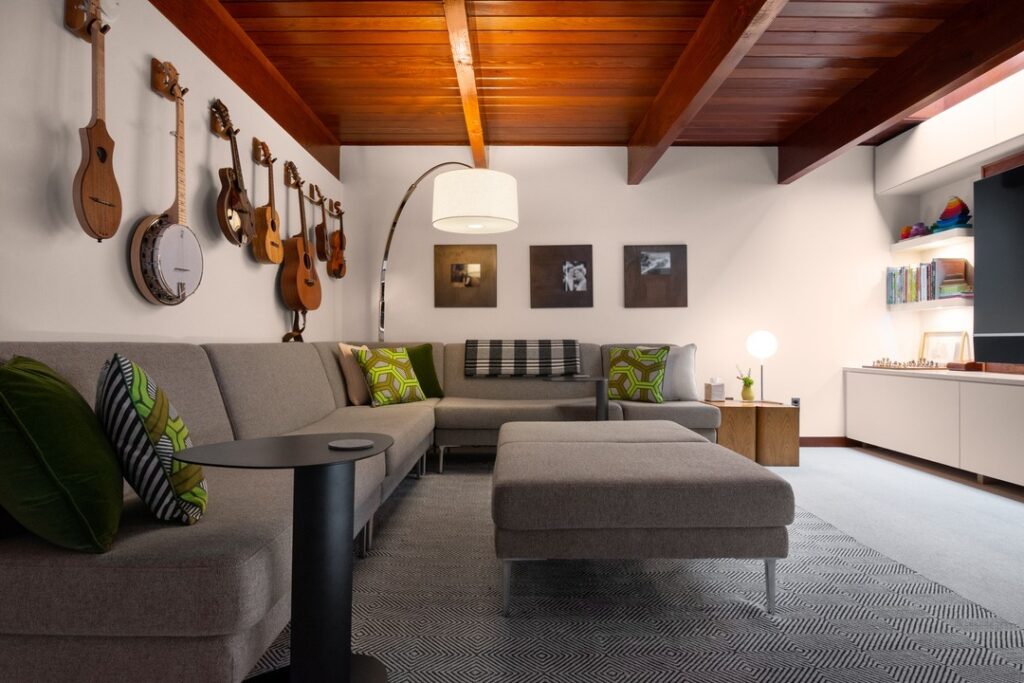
[96,354,207,525]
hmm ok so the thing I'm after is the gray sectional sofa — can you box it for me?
[0,339,719,682]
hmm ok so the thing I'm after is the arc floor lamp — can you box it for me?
[378,163,519,341]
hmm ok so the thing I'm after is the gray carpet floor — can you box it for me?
[250,457,1024,682]
[775,448,1024,629]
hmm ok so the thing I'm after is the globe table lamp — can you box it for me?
[377,164,519,340]
[746,330,778,402]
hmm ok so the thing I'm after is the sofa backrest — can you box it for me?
[311,342,349,409]
[0,342,234,446]
[203,343,336,439]
[443,342,602,399]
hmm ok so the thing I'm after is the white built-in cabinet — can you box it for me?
[845,368,1024,486]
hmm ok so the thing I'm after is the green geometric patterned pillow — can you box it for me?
[607,345,669,403]
[354,347,426,407]
[96,354,207,525]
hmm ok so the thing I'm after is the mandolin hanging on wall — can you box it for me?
[129,60,204,306]
[67,0,122,242]
[210,99,255,246]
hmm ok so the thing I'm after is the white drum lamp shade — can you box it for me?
[746,330,778,361]
[432,169,519,234]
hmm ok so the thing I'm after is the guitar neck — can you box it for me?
[267,162,276,210]
[91,21,105,121]
[296,184,308,245]
[172,96,186,225]
[228,131,245,190]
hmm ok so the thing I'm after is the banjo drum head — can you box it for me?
[152,223,203,302]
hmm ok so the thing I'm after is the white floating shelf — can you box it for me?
[887,297,974,312]
[890,228,974,254]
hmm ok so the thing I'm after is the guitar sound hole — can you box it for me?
[96,147,108,163]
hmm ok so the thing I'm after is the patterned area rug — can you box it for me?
[249,461,1024,682]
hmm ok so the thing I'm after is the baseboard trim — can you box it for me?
[800,437,855,447]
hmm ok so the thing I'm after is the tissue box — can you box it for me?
[704,382,725,401]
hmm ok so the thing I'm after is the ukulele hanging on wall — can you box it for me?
[66,0,122,241]
[310,184,329,262]
[129,60,203,306]
[210,99,255,246]
[251,138,284,264]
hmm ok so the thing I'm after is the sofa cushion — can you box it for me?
[0,357,123,554]
[203,344,336,440]
[498,420,707,446]
[407,343,444,398]
[442,343,603,399]
[0,343,233,446]
[602,343,700,401]
[616,399,721,429]
[0,467,292,637]
[96,354,208,525]
[436,397,620,430]
[287,402,436,477]
[355,347,426,407]
[492,441,794,531]
[607,346,669,403]
[310,342,349,409]
[338,343,370,406]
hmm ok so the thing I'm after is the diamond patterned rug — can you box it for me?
[249,461,1024,682]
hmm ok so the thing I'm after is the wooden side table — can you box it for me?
[704,400,800,466]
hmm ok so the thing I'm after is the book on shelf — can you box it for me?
[886,258,973,305]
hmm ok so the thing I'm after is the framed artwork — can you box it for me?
[919,331,971,363]
[529,244,593,308]
[624,244,687,308]
[434,244,497,307]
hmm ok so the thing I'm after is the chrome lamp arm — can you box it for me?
[378,161,472,341]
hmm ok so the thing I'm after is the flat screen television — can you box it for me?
[974,164,1024,364]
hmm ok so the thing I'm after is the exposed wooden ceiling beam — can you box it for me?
[148,0,340,178]
[778,0,1024,184]
[442,0,487,168]
[626,0,788,184]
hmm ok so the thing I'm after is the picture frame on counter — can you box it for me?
[919,331,971,364]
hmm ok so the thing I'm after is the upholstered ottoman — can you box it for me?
[492,420,795,613]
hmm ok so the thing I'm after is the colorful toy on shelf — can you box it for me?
[932,196,972,232]
[900,225,913,240]
[908,222,930,238]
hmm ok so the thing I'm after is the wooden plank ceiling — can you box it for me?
[216,0,1024,181]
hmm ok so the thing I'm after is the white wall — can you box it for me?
[0,0,343,343]
[341,145,918,436]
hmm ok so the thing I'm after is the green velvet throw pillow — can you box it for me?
[0,356,123,553]
[607,345,669,404]
[406,344,444,399]
[355,347,426,407]
[0,505,23,538]
[96,354,208,525]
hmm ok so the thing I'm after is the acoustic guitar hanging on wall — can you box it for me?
[129,60,203,306]
[280,162,322,341]
[251,138,284,264]
[66,0,122,242]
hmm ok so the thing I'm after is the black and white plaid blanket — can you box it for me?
[464,339,581,377]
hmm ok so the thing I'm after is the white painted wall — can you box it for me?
[0,0,343,343]
[341,145,918,436]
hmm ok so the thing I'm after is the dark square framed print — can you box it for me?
[434,244,497,307]
[529,244,593,308]
[624,244,687,308]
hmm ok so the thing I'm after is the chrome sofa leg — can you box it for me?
[366,515,375,552]
[438,446,446,474]
[419,453,427,476]
[765,559,777,614]
[358,523,369,558]
[502,560,512,616]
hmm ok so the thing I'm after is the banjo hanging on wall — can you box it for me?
[130,60,203,306]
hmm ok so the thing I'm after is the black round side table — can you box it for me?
[545,375,609,420]
[179,432,394,683]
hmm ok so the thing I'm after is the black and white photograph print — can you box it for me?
[562,260,588,292]
[530,245,593,308]
[640,250,672,275]
[624,244,687,308]
[450,263,481,288]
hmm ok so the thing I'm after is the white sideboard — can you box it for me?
[844,368,1024,486]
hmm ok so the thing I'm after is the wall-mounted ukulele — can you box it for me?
[210,99,255,246]
[280,162,322,341]
[309,184,329,262]
[327,199,346,279]
[66,0,122,241]
[130,60,203,306]
[251,138,283,264]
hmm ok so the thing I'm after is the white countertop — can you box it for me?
[844,366,1024,387]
